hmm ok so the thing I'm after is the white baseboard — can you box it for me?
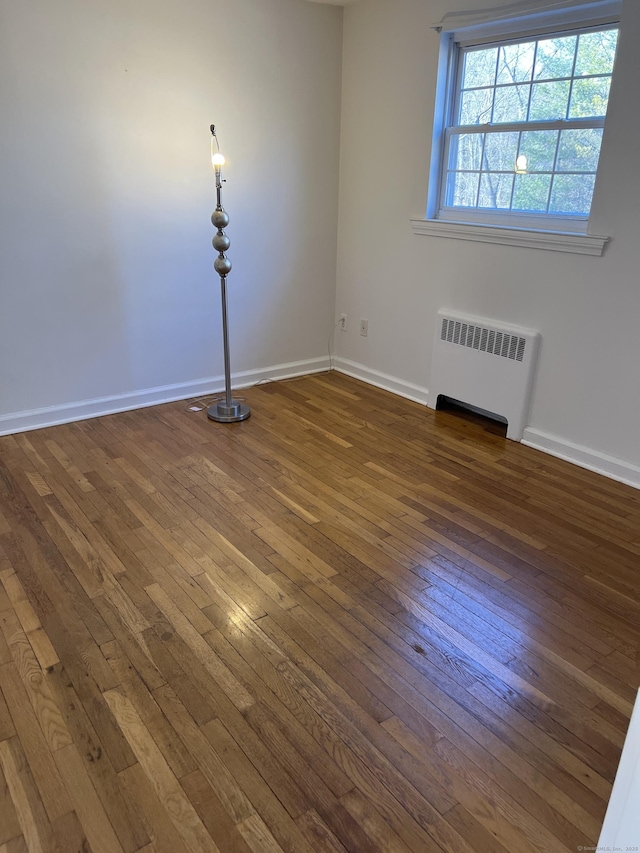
[0,357,331,437]
[334,358,429,406]
[522,427,640,491]
[4,357,639,493]
[334,359,640,490]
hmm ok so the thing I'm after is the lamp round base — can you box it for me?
[207,400,251,423]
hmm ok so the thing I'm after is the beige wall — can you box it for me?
[0,0,343,426]
[335,0,640,485]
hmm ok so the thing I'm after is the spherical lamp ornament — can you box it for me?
[214,255,232,276]
[212,232,231,252]
[211,208,230,228]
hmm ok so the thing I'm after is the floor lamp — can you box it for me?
[207,125,251,424]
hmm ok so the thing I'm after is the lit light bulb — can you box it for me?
[515,155,528,174]
[212,153,226,168]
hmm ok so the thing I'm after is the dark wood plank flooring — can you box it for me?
[0,372,638,852]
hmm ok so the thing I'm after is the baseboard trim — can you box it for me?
[0,357,331,436]
[334,358,429,406]
[5,359,638,492]
[333,359,640,490]
[522,427,640,491]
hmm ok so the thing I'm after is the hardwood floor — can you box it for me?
[0,371,638,853]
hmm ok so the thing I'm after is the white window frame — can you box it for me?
[419,0,621,251]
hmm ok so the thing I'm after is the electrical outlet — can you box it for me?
[339,314,347,331]
[360,319,368,337]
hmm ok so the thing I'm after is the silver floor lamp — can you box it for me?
[207,125,251,424]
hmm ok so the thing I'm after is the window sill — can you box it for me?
[410,218,609,256]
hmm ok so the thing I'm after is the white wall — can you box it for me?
[335,0,640,485]
[0,0,343,427]
[599,689,640,849]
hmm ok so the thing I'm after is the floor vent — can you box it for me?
[430,310,541,441]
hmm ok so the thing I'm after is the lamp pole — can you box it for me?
[207,125,251,423]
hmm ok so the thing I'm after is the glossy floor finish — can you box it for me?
[0,372,638,853]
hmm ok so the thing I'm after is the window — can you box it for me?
[429,4,620,235]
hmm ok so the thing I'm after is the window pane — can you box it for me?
[529,80,571,120]
[496,41,535,85]
[459,88,493,125]
[512,174,552,211]
[478,173,514,209]
[569,76,612,118]
[534,35,577,80]
[574,29,618,76]
[483,132,519,172]
[519,130,558,172]
[462,47,498,89]
[492,84,530,123]
[447,171,480,207]
[556,128,603,172]
[450,133,484,172]
[549,174,596,214]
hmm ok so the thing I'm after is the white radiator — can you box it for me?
[429,309,541,441]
